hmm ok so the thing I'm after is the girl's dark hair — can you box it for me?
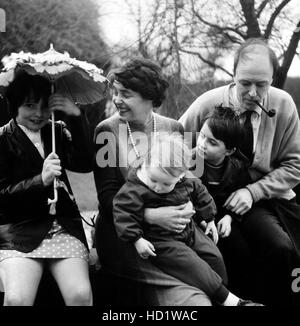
[5,72,51,118]
[107,57,169,108]
[203,105,243,150]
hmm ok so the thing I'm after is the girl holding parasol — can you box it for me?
[0,72,93,306]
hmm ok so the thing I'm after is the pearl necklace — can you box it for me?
[126,114,157,159]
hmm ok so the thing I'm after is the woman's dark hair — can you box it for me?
[233,37,279,78]
[107,57,169,107]
[203,105,243,150]
[5,72,51,118]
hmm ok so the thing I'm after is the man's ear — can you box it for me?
[225,147,236,157]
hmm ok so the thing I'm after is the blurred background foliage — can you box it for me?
[0,0,110,130]
[0,0,109,65]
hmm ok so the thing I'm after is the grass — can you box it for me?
[66,170,98,212]
[66,171,98,249]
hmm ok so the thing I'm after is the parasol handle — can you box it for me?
[48,85,58,204]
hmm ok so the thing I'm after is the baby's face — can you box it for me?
[197,121,228,166]
[144,165,182,194]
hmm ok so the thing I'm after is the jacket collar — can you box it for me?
[216,156,244,189]
[9,119,53,163]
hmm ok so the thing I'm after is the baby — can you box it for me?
[113,134,261,306]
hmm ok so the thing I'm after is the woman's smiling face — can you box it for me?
[112,81,153,123]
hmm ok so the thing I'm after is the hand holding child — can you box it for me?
[144,201,194,233]
[217,214,232,238]
[135,238,156,259]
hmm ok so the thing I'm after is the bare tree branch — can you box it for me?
[191,3,246,39]
[256,0,270,18]
[264,0,291,39]
[179,48,233,77]
[173,1,181,75]
[274,20,300,88]
[142,0,162,44]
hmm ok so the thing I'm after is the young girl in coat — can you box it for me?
[0,72,93,306]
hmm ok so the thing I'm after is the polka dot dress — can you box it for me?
[0,220,88,262]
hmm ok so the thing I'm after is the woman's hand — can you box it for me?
[205,221,219,244]
[42,152,61,186]
[48,94,81,116]
[134,238,156,259]
[217,215,232,238]
[144,201,195,233]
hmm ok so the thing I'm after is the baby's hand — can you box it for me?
[134,238,156,259]
[217,215,232,238]
[205,221,219,244]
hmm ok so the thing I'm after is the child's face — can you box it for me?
[16,97,51,132]
[197,121,231,166]
[144,165,183,194]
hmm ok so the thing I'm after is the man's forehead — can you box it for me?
[245,44,269,55]
[236,48,273,78]
[238,45,272,67]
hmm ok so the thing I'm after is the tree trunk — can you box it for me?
[273,20,300,89]
[239,0,261,38]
